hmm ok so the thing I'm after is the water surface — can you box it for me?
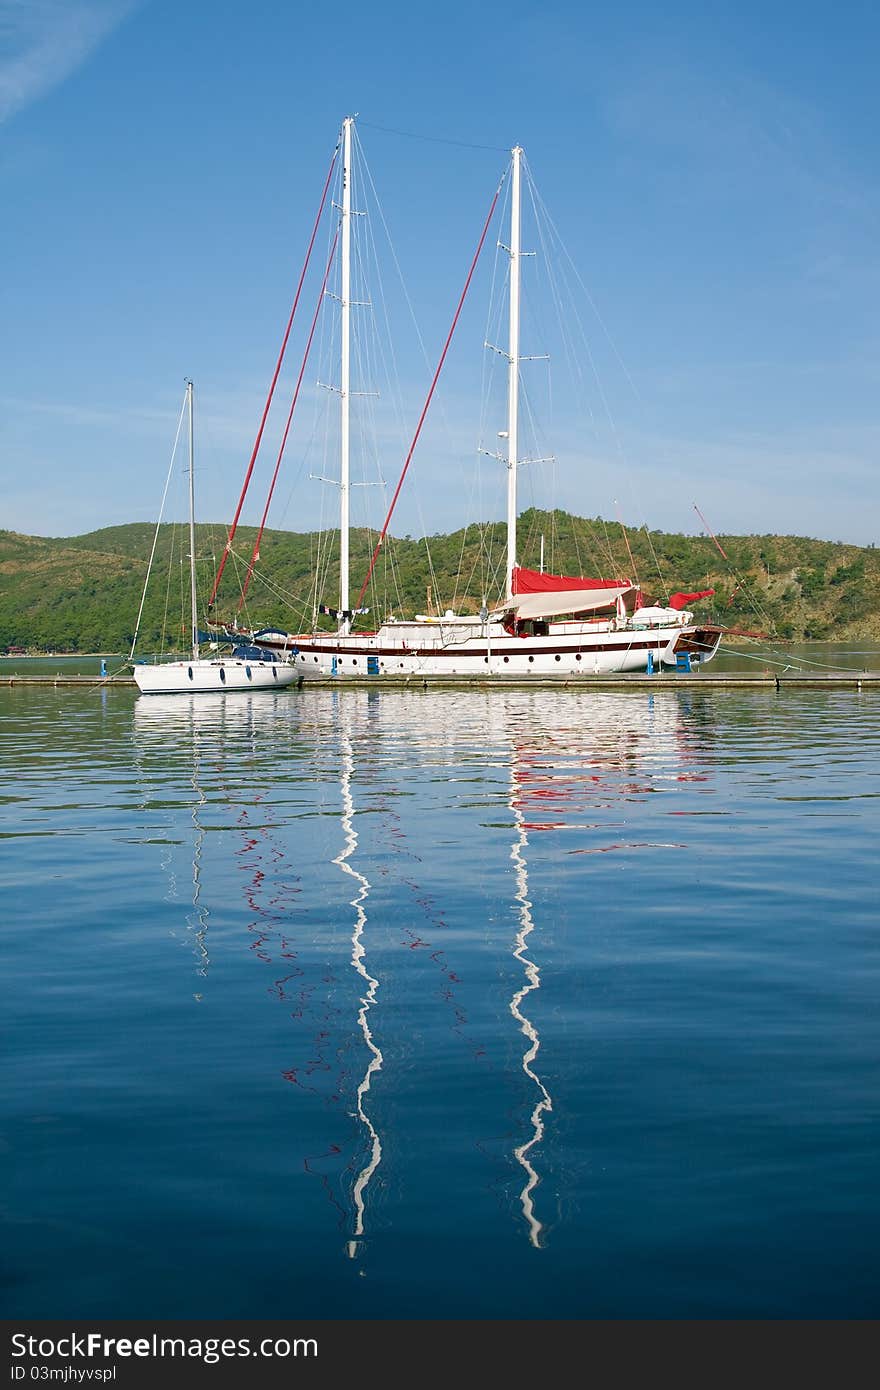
[1,680,878,1317]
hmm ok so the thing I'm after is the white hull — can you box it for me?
[132,657,301,695]
[249,614,722,679]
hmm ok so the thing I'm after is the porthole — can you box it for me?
[554,654,561,662]
[314,656,319,662]
[352,659,357,665]
[575,653,582,661]
[219,667,226,684]
[188,667,193,680]
[528,655,534,663]
[483,657,488,664]
[503,656,509,663]
[272,668,278,681]
[245,666,252,680]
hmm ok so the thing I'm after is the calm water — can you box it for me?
[1,677,878,1319]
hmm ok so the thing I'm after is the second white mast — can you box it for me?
[506,145,522,597]
[339,116,353,636]
[187,379,199,661]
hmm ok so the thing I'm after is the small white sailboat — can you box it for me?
[212,119,724,679]
[131,381,301,695]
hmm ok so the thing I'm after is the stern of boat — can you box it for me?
[669,625,723,669]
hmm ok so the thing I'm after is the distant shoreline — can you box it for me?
[0,652,121,659]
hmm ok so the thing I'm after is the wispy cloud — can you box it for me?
[0,391,173,432]
[0,0,136,124]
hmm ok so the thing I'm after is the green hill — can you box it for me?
[0,511,877,652]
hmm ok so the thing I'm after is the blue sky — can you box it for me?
[2,0,879,546]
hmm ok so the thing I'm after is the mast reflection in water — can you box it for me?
[509,772,552,1248]
[333,715,383,1259]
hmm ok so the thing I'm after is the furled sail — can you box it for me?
[503,565,634,620]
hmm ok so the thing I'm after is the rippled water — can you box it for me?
[2,682,878,1318]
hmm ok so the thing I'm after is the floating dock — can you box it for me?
[2,671,879,691]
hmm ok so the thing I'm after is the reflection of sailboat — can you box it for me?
[131,381,300,695]
[332,715,383,1259]
[130,682,711,1262]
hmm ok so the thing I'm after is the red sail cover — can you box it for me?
[512,566,629,594]
[668,589,715,610]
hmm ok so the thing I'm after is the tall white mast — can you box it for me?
[506,146,522,597]
[339,116,353,636]
[187,379,199,661]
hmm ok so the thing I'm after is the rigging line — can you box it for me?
[217,539,308,616]
[527,165,667,597]
[129,389,189,661]
[353,130,414,438]
[599,517,617,575]
[719,643,871,674]
[460,238,505,609]
[239,228,341,609]
[160,525,176,660]
[357,119,508,154]
[614,501,639,585]
[640,522,670,602]
[525,172,596,436]
[525,167,628,491]
[693,503,730,561]
[355,123,469,569]
[526,168,657,588]
[692,502,775,631]
[414,508,447,613]
[355,172,507,610]
[527,164,643,406]
[209,138,340,608]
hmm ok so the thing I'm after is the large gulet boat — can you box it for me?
[218,120,723,680]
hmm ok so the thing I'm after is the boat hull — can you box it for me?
[132,658,301,695]
[243,618,723,679]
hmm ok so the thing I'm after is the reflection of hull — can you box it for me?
[241,615,722,679]
[133,656,301,694]
[132,690,299,745]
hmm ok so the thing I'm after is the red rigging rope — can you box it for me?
[694,503,730,562]
[239,228,340,608]
[613,500,639,586]
[355,176,505,611]
[208,141,340,609]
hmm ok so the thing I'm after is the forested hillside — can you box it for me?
[1,509,877,652]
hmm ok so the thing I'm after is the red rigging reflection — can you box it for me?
[508,703,711,832]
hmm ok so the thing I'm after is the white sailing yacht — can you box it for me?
[131,382,301,695]
[221,120,723,679]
